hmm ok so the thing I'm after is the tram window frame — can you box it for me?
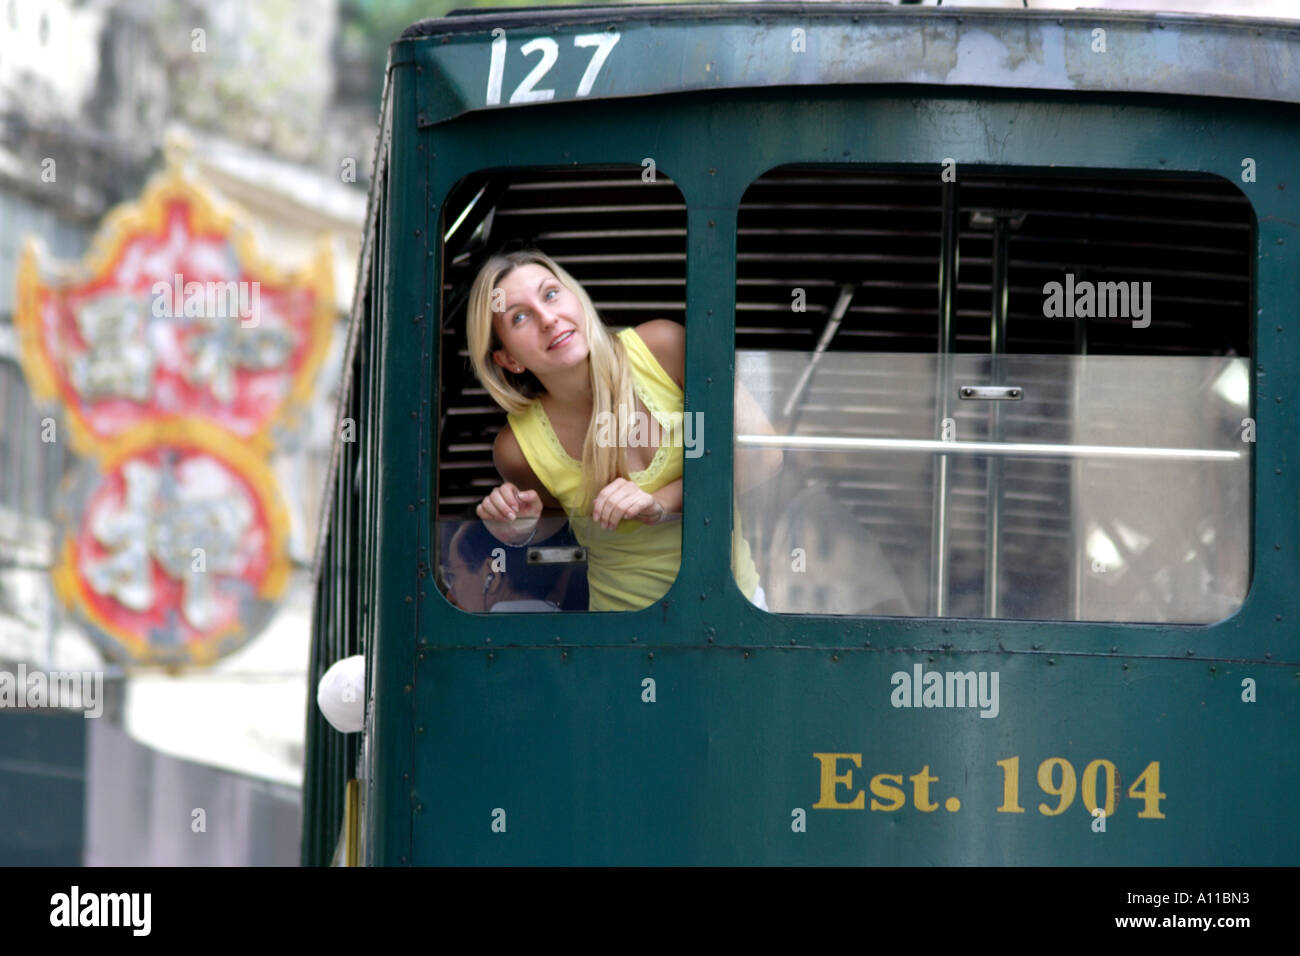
[432,165,694,615]
[731,164,1254,626]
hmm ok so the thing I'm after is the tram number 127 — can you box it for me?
[486,30,621,106]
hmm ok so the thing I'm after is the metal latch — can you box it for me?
[959,385,1023,401]
[527,546,588,565]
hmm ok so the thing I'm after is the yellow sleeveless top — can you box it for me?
[507,327,760,611]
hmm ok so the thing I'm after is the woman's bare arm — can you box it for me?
[480,425,569,544]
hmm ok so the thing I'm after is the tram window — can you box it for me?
[734,166,1252,624]
[435,166,688,613]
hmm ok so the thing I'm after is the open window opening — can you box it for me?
[435,166,689,613]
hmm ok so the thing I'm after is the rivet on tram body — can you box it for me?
[1265,652,1272,659]
[485,637,492,644]
[648,652,655,660]
[415,804,424,813]
[1209,665,1216,673]
[1187,650,1195,656]
[1276,614,1283,622]
[1122,663,1129,670]
[404,684,412,693]
[416,726,425,735]
[832,655,839,663]
[414,229,421,237]
[703,517,710,525]
[743,651,750,659]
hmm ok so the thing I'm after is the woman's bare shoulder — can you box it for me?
[632,320,685,389]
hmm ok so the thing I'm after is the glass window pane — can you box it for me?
[735,352,1248,623]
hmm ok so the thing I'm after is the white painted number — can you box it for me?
[487,28,507,106]
[485,31,621,106]
[573,32,621,97]
[511,37,559,103]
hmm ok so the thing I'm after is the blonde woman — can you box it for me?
[466,248,780,611]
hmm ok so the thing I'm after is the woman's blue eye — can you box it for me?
[545,288,558,300]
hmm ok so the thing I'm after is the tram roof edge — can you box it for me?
[395,3,1300,126]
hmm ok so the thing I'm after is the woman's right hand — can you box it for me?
[476,482,543,544]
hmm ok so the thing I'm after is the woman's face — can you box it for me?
[490,263,589,376]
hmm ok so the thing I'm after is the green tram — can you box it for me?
[303,3,1299,865]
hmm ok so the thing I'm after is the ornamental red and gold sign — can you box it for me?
[15,161,333,666]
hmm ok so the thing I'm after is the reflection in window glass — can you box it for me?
[436,518,587,613]
[735,352,1249,622]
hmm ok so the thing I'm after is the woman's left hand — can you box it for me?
[592,478,667,530]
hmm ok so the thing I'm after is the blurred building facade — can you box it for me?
[1,0,375,864]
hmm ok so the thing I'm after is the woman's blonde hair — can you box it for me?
[467,248,637,511]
